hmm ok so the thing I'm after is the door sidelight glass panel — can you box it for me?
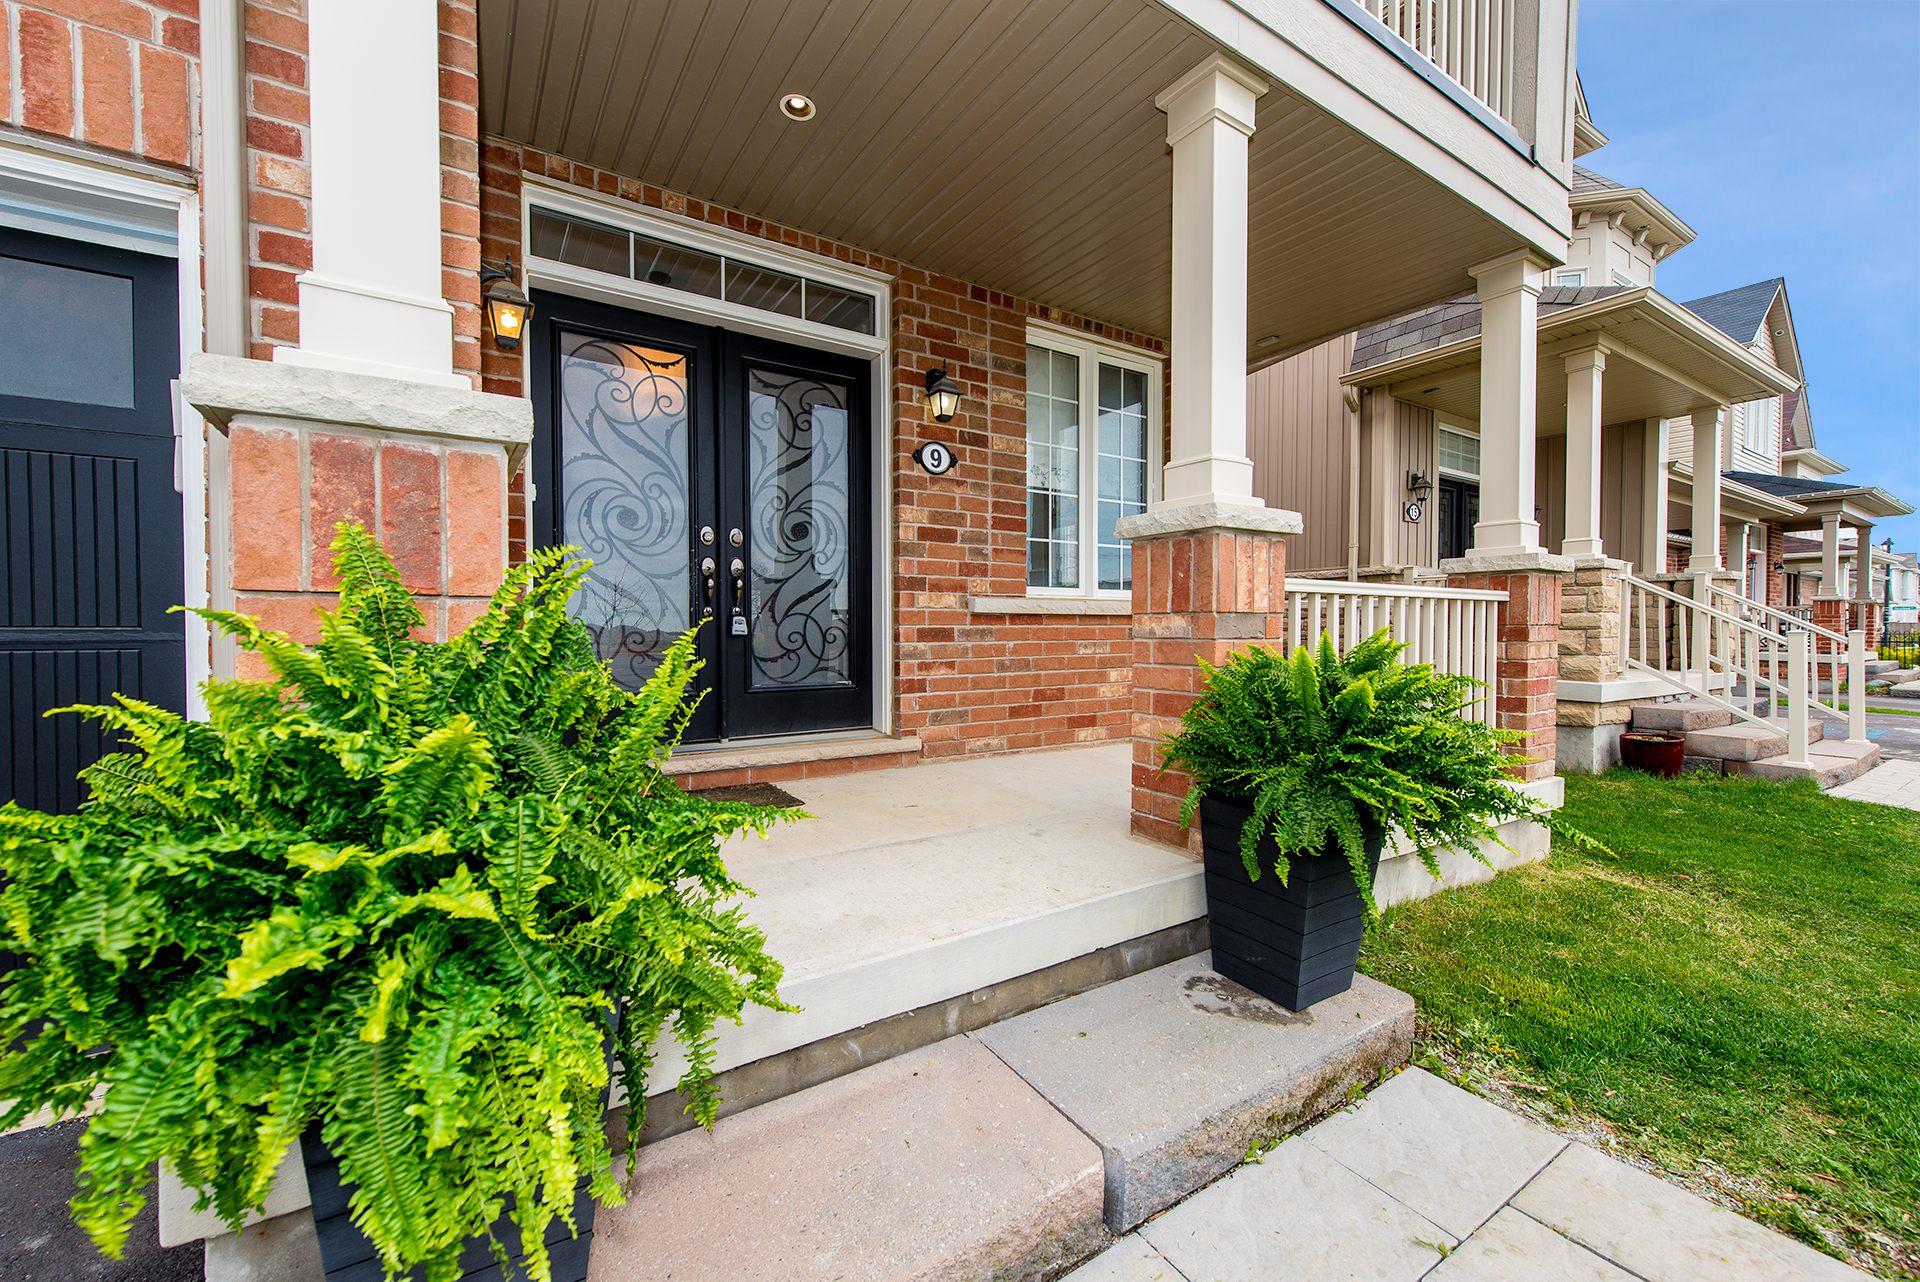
[558,332,692,690]
[746,368,851,688]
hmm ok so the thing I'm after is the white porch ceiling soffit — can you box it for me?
[478,0,1557,359]
[1340,288,1800,435]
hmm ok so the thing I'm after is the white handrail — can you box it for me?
[1281,580,1507,725]
[1708,585,1863,742]
[1620,572,1866,748]
[1358,0,1518,125]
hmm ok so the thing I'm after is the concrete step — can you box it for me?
[1683,723,1788,761]
[601,1035,1109,1282]
[1631,699,1734,732]
[1864,660,1903,677]
[1729,740,1883,789]
[974,953,1414,1234]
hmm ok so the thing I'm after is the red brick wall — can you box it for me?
[1,1,195,163]
[226,420,505,679]
[1765,522,1786,609]
[476,144,1166,757]
[1444,568,1562,782]
[243,0,310,360]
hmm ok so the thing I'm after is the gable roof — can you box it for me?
[1681,279,1781,345]
[1681,277,1802,383]
[1571,166,1623,196]
[1781,387,1815,452]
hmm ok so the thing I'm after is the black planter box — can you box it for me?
[301,1128,595,1282]
[1198,796,1384,1012]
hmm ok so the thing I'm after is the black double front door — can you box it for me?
[1,225,183,814]
[530,293,870,743]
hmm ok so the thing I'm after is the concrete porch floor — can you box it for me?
[637,742,1208,1108]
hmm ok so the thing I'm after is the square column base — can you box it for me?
[1124,522,1290,849]
[1445,564,1570,782]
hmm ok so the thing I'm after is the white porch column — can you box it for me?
[1640,417,1669,576]
[1852,521,1875,605]
[1467,252,1547,558]
[1562,346,1606,559]
[272,0,465,389]
[1688,404,1725,572]
[1817,512,1842,597]
[1154,55,1269,511]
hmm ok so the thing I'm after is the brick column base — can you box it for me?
[1119,507,1299,850]
[1444,553,1572,782]
[188,358,530,683]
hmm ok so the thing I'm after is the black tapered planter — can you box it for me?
[1198,796,1384,1012]
[301,1127,595,1282]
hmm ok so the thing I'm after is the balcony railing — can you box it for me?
[1281,579,1508,725]
[1358,0,1517,127]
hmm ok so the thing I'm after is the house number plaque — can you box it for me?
[913,441,957,475]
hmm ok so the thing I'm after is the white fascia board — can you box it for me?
[1567,186,1696,249]
[1157,0,1570,258]
[1781,447,1846,477]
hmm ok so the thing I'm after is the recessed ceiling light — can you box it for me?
[1423,387,1439,395]
[780,93,816,121]
[1255,334,1281,347]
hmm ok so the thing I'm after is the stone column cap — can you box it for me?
[1115,501,1302,541]
[1571,556,1633,571]
[1440,550,1574,575]
[184,352,533,449]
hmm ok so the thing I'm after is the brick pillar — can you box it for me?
[1120,509,1299,850]
[187,357,531,681]
[1444,554,1572,782]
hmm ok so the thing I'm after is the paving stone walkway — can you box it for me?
[1826,757,1920,811]
[1064,1066,1855,1282]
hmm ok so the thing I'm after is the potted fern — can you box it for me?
[1160,630,1560,1011]
[0,526,792,1282]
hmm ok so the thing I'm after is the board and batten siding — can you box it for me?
[1360,393,1437,573]
[1533,421,1656,573]
[1247,335,1354,574]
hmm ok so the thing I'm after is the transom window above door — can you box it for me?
[1024,327,1161,596]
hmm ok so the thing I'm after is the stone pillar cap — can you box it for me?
[1115,502,1302,541]
[1440,551,1575,575]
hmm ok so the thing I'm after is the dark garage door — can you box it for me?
[1,223,183,815]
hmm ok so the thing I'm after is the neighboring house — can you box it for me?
[1781,536,1920,622]
[1246,86,1913,770]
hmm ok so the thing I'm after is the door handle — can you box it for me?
[729,558,748,636]
[700,557,716,618]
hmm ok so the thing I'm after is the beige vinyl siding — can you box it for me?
[1247,335,1354,574]
[1540,421,1657,571]
[1359,394,1436,572]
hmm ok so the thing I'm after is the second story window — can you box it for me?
[1025,330,1161,595]
[1742,398,1776,453]
[1554,270,1585,287]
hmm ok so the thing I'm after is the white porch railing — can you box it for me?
[1280,579,1508,725]
[1359,0,1516,124]
[1620,573,1867,762]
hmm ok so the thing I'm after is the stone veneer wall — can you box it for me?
[1556,560,1624,683]
[476,143,1172,760]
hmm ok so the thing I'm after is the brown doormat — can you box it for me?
[690,781,806,809]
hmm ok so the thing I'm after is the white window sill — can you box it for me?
[968,595,1133,616]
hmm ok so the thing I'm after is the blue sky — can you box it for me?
[1577,0,1919,551]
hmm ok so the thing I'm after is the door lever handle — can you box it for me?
[701,557,716,618]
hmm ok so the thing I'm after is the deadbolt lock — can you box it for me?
[728,527,743,547]
[700,526,715,545]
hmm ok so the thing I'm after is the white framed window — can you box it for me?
[1553,270,1585,287]
[1437,426,1481,477]
[1742,397,1776,453]
[1024,325,1162,595]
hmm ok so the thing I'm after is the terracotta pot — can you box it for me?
[1198,796,1383,1013]
[1618,731,1685,778]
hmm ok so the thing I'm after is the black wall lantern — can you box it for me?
[1406,470,1434,502]
[482,257,534,350]
[923,365,962,423]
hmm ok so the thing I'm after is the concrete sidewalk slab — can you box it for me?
[1302,1066,1565,1239]
[974,952,1413,1232]
[1513,1142,1857,1282]
[591,1036,1107,1282]
[1828,757,1920,810]
[1057,1237,1183,1282]
[1138,1139,1453,1282]
[1426,1207,1634,1281]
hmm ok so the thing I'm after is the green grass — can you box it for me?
[1358,770,1920,1276]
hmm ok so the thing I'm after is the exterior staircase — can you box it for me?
[1631,699,1880,788]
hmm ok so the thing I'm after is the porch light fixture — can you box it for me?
[923,365,962,423]
[780,93,816,121]
[481,257,533,350]
[1255,334,1282,348]
[1406,471,1433,501]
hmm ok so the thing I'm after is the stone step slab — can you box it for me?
[1630,700,1735,732]
[973,952,1414,1234]
[1728,741,1882,789]
[593,1035,1107,1282]
[1683,723,1788,761]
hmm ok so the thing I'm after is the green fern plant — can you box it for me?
[1160,629,1584,917]
[0,524,795,1282]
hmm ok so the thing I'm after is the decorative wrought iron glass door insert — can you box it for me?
[530,294,870,743]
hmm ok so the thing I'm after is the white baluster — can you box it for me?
[1787,631,1811,767]
[1847,629,1867,745]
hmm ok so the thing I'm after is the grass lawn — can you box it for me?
[1358,769,1920,1278]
